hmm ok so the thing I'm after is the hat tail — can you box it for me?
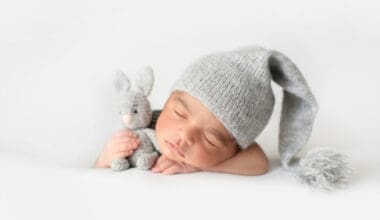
[268,50,352,190]
[268,50,319,170]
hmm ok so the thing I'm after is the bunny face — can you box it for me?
[118,91,152,129]
[114,66,155,130]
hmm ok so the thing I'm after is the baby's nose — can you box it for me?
[179,126,197,146]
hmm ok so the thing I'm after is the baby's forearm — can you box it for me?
[204,142,269,176]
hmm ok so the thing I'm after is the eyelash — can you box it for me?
[174,109,185,118]
[203,134,217,147]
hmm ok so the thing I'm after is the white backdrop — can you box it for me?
[0,0,379,219]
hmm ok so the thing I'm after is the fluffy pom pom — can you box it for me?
[298,148,353,191]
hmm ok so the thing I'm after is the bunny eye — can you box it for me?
[133,109,138,114]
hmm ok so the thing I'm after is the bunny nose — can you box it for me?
[122,114,132,125]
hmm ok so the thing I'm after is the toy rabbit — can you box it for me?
[111,66,160,171]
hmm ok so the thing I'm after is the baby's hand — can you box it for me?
[151,155,200,175]
[95,130,140,168]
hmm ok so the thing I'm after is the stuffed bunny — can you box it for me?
[111,66,160,171]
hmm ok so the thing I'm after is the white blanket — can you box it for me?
[1,1,379,219]
[0,146,378,220]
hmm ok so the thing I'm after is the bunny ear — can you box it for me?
[136,66,154,96]
[114,70,131,93]
[268,50,319,171]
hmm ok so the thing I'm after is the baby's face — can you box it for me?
[155,90,238,169]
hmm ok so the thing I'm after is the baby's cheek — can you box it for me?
[155,117,168,140]
[156,112,174,133]
[189,149,217,169]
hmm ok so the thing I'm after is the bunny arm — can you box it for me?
[142,128,161,153]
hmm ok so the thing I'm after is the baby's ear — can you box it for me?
[114,70,131,94]
[136,66,154,96]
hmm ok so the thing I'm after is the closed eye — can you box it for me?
[174,109,185,118]
[203,134,217,147]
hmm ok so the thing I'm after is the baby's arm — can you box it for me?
[94,130,140,168]
[151,142,268,176]
[151,155,200,175]
[204,142,269,176]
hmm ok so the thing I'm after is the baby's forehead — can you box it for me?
[168,90,236,142]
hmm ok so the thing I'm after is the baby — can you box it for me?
[96,89,267,175]
[95,45,320,177]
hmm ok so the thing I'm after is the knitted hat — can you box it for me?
[171,46,352,190]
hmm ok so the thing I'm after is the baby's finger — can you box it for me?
[116,138,139,148]
[107,138,140,152]
[114,130,138,138]
[111,135,139,146]
[154,155,167,164]
[114,150,134,159]
[113,136,140,146]
[151,162,165,172]
[152,156,175,172]
[162,164,183,175]
[114,146,136,154]
[116,148,136,156]
[151,156,165,172]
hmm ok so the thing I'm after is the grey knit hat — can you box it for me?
[171,45,352,190]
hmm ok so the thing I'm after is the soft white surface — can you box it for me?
[1,0,379,219]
